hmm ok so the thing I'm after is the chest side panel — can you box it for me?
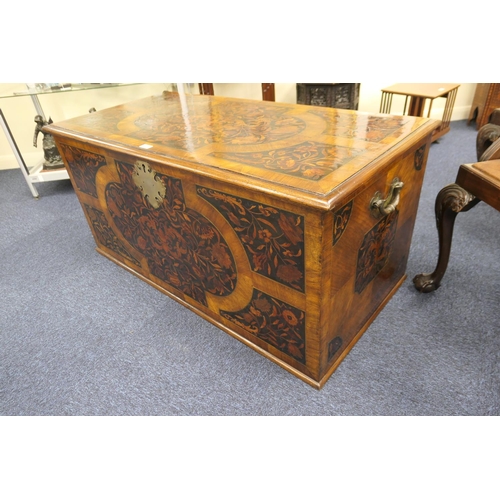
[318,134,433,380]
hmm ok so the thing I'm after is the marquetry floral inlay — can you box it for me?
[60,144,107,198]
[355,211,399,294]
[311,109,410,142]
[414,145,426,171]
[211,141,364,180]
[129,99,306,150]
[333,200,353,246]
[84,204,140,266]
[221,289,306,363]
[198,187,305,292]
[105,161,237,306]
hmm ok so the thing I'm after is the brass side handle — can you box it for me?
[370,177,404,217]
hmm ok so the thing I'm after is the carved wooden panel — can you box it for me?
[297,83,360,110]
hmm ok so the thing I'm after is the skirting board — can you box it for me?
[0,152,43,171]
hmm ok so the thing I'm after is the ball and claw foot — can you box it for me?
[413,273,440,293]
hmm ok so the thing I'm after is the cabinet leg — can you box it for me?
[413,184,478,293]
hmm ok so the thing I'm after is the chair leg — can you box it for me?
[413,184,478,293]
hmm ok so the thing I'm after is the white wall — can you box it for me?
[0,82,477,171]
[211,83,477,119]
[0,83,171,170]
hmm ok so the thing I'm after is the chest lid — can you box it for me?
[45,91,439,209]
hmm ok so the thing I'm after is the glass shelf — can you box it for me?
[0,83,138,100]
[0,83,146,197]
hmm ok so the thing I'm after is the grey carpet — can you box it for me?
[1,119,499,415]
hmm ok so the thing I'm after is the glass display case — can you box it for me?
[0,84,140,197]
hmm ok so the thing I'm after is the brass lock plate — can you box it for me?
[132,161,166,209]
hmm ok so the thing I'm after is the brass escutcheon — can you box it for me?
[370,177,404,218]
[132,161,166,209]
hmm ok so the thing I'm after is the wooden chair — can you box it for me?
[413,110,500,292]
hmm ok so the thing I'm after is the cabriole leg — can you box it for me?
[413,184,479,293]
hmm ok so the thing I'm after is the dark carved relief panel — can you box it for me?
[198,187,305,292]
[332,200,353,246]
[296,83,360,110]
[355,211,399,294]
[333,85,353,108]
[105,161,237,307]
[414,145,426,171]
[309,87,328,107]
[221,289,306,363]
[84,204,141,266]
[60,144,107,198]
[211,141,364,181]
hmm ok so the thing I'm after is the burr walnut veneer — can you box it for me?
[46,92,439,389]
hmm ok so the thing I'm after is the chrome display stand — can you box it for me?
[0,108,42,198]
[0,84,141,198]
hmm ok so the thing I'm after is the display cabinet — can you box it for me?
[0,83,142,197]
[296,83,360,110]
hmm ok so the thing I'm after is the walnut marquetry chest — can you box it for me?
[46,92,439,389]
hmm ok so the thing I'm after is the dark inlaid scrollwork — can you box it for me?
[315,111,409,142]
[328,337,343,362]
[414,145,426,171]
[84,204,141,266]
[105,161,237,306]
[211,141,364,181]
[60,144,107,198]
[221,289,306,363]
[198,187,305,292]
[355,211,399,294]
[333,200,353,246]
[129,99,306,150]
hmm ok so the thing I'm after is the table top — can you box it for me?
[45,91,439,209]
[381,83,460,99]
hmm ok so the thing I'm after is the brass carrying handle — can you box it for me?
[370,177,404,217]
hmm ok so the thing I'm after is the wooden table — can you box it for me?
[46,92,439,388]
[380,83,460,142]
